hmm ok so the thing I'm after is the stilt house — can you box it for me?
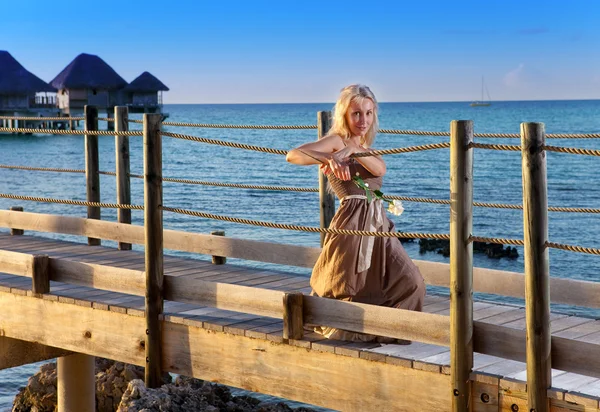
[51,53,128,114]
[0,51,56,112]
[123,71,169,113]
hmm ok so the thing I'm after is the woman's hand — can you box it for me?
[327,153,351,181]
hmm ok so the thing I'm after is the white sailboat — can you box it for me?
[470,77,491,107]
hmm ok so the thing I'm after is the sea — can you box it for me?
[0,100,599,410]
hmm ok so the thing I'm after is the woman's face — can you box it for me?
[345,98,374,138]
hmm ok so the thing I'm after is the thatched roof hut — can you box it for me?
[0,51,56,110]
[51,53,127,90]
[123,71,169,93]
[50,53,128,113]
[122,71,169,111]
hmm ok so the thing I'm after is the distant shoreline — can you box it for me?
[161,98,600,105]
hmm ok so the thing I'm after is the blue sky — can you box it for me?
[2,0,599,103]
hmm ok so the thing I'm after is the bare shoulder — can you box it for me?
[322,134,346,149]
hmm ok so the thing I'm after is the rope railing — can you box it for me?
[0,116,85,121]
[161,205,449,239]
[3,164,600,213]
[547,241,600,256]
[0,127,142,136]
[2,192,600,255]
[0,193,143,210]
[1,115,598,138]
[162,130,451,157]
[0,164,85,174]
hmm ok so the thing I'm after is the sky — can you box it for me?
[2,0,599,104]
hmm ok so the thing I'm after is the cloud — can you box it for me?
[516,27,549,35]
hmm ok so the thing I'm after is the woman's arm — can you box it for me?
[285,134,343,165]
[287,135,355,180]
[331,145,387,177]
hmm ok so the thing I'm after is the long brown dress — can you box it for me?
[310,160,426,342]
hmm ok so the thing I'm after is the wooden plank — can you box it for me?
[304,295,450,346]
[0,336,71,370]
[0,249,33,277]
[49,258,145,296]
[553,320,600,339]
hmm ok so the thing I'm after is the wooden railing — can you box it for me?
[1,107,599,412]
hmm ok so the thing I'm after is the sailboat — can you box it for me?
[470,77,491,107]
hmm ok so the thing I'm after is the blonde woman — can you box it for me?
[286,84,425,342]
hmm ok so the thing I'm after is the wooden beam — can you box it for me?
[304,295,450,346]
[0,212,599,309]
[0,292,451,412]
[0,249,34,277]
[31,254,49,295]
[114,106,132,251]
[449,120,474,411]
[48,258,145,296]
[317,111,334,247]
[0,336,71,370]
[521,122,551,412]
[84,105,101,246]
[143,113,164,388]
[283,292,304,341]
[210,230,226,264]
[9,206,23,235]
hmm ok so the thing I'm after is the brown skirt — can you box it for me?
[310,198,426,342]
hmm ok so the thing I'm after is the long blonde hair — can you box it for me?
[328,84,379,147]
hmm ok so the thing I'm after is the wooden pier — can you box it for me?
[1,109,600,411]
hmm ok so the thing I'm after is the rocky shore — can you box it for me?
[12,359,316,412]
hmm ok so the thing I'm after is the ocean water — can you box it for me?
[0,100,599,410]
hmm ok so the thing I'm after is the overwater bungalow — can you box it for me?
[50,53,128,115]
[0,50,57,115]
[123,71,169,114]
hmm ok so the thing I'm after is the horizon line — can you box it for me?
[162,97,600,105]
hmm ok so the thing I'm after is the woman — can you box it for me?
[286,84,425,342]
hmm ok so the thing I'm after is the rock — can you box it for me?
[419,239,519,259]
[116,378,317,412]
[12,359,170,412]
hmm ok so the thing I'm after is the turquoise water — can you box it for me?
[0,100,599,410]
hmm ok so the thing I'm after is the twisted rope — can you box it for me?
[0,116,84,121]
[162,206,449,239]
[353,142,450,156]
[0,164,85,174]
[470,236,525,246]
[162,121,316,129]
[162,131,289,155]
[547,242,600,256]
[469,142,521,151]
[0,193,143,209]
[545,145,600,157]
[0,127,142,136]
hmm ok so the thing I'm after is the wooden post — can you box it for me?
[317,111,335,247]
[84,105,101,246]
[449,120,474,412]
[521,122,551,412]
[143,113,164,388]
[210,230,226,264]
[115,106,132,250]
[31,255,49,296]
[57,353,95,412]
[283,292,304,341]
[9,206,24,235]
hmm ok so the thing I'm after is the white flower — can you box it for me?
[387,200,404,216]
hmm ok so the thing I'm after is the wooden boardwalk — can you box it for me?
[1,232,600,409]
